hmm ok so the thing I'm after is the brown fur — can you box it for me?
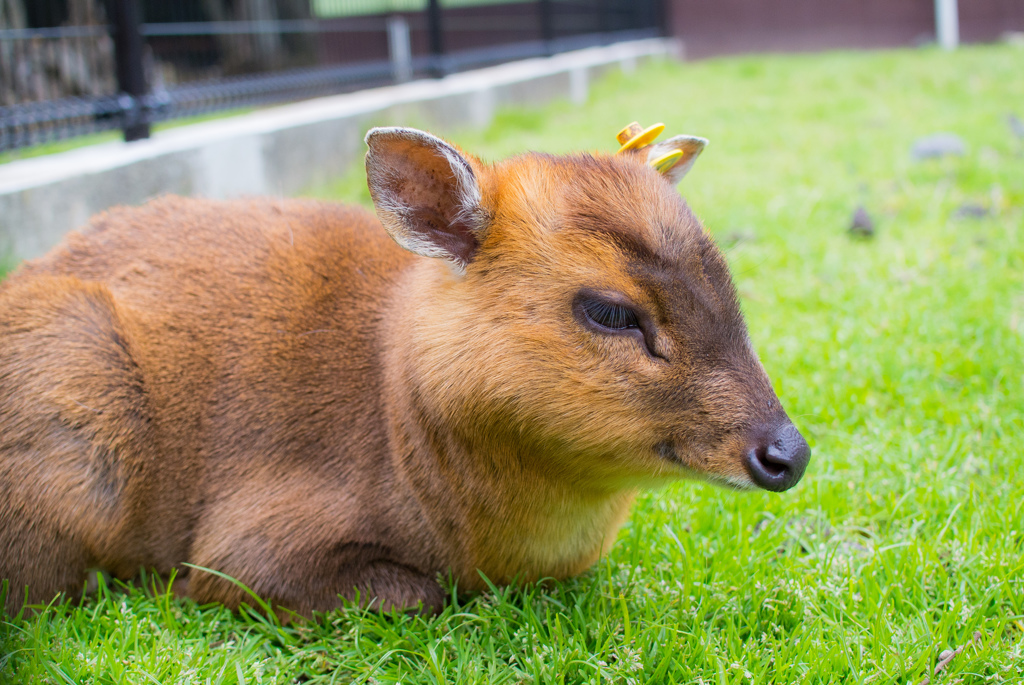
[0,129,806,615]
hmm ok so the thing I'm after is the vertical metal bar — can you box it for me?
[652,0,668,36]
[598,0,610,39]
[539,0,554,55]
[109,0,150,141]
[935,0,959,50]
[426,0,445,77]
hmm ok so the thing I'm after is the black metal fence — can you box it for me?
[0,0,664,152]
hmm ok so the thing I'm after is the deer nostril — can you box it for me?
[757,447,788,476]
[744,422,811,492]
[745,445,790,490]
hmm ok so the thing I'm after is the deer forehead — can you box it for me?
[481,154,710,285]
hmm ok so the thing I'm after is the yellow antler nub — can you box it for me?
[616,122,644,146]
[616,122,665,154]
[649,149,684,173]
[613,121,697,177]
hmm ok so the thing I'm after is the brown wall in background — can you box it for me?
[667,0,1024,59]
[959,0,1024,42]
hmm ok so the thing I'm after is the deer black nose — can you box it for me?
[744,422,810,492]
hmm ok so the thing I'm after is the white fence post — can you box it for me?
[387,15,413,83]
[935,0,959,50]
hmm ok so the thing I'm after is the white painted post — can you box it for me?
[387,15,413,83]
[935,0,959,50]
[569,67,588,105]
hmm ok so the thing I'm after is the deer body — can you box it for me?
[0,127,809,615]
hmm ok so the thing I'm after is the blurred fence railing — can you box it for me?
[0,0,664,151]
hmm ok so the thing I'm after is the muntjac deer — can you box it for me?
[0,123,810,615]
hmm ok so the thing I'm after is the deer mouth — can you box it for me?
[654,439,683,465]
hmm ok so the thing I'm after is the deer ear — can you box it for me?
[646,135,708,184]
[365,127,488,273]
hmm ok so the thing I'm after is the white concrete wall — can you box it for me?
[0,38,677,260]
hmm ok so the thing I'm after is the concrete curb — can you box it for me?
[0,38,678,260]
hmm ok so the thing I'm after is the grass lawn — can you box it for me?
[2,44,1023,684]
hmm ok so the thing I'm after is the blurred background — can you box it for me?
[1,0,662,149]
[1,0,1021,151]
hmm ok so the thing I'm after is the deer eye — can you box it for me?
[580,298,640,331]
[573,290,666,361]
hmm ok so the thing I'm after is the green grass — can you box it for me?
[3,44,1024,683]
[0,253,14,280]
